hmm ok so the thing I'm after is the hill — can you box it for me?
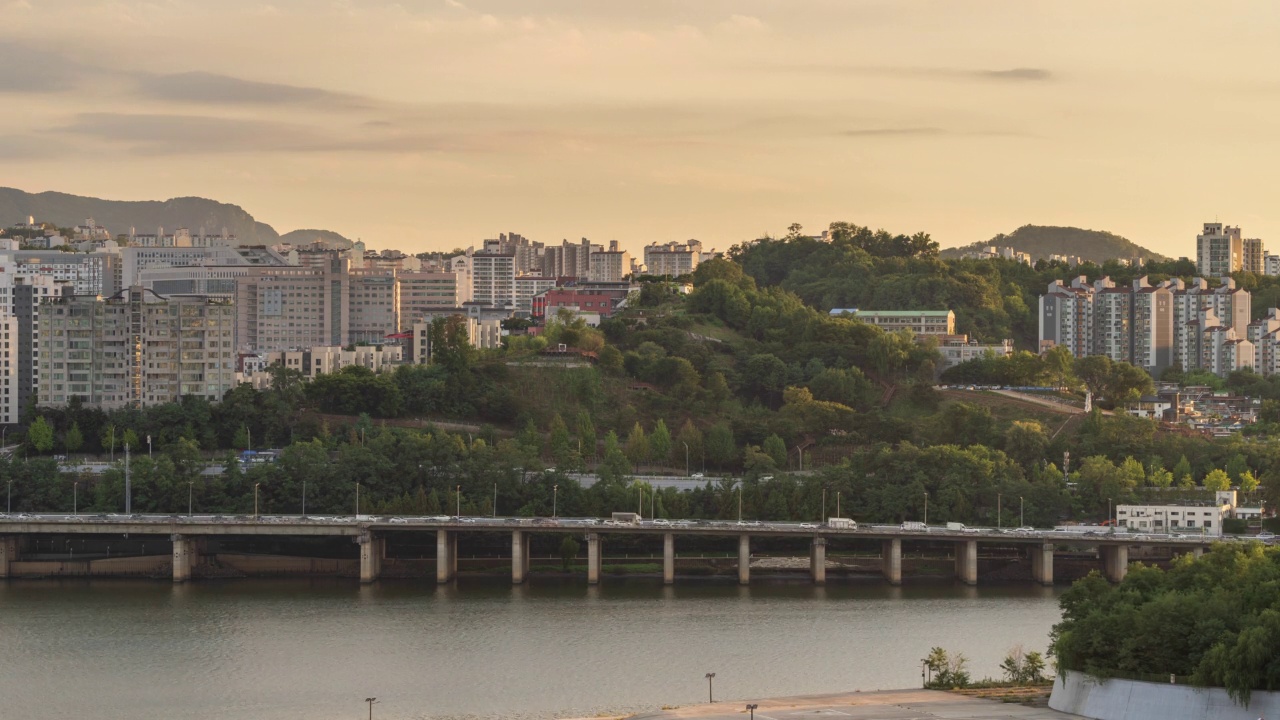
[278,228,352,249]
[940,225,1169,264]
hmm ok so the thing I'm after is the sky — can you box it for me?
[3,1,1280,256]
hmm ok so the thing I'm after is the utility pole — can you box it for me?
[124,443,131,514]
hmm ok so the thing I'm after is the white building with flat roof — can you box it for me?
[1115,491,1237,537]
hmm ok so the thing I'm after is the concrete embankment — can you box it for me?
[1050,670,1280,720]
[622,688,1084,719]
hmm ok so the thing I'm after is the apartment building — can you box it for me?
[844,309,956,337]
[234,254,350,353]
[1244,237,1266,274]
[408,316,502,363]
[238,344,403,388]
[2,250,120,296]
[1248,309,1280,377]
[1041,275,1249,378]
[470,252,516,309]
[1197,223,1243,277]
[36,287,236,409]
[588,241,631,283]
[128,226,235,248]
[482,232,542,274]
[0,274,73,418]
[514,275,556,316]
[0,312,17,426]
[1039,277,1095,358]
[449,255,475,304]
[398,272,459,328]
[348,267,399,344]
[122,245,286,287]
[542,239,595,279]
[642,240,703,277]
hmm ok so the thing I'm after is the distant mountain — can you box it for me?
[0,187,282,245]
[940,225,1170,264]
[278,228,352,249]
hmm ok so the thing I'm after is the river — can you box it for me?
[0,577,1062,720]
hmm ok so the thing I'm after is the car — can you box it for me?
[799,523,818,529]
[1258,531,1276,540]
[760,475,774,481]
[1016,526,1035,533]
[650,519,671,526]
[388,517,408,524]
[691,472,705,479]
[737,520,762,527]
[962,527,980,534]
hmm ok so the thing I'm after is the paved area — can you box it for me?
[626,689,1088,720]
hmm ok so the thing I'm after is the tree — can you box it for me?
[650,420,672,466]
[705,423,737,469]
[1225,454,1249,483]
[576,411,597,461]
[101,423,119,458]
[28,416,54,453]
[676,420,703,474]
[558,535,580,571]
[1203,468,1231,492]
[548,414,573,467]
[1044,345,1074,388]
[233,424,250,450]
[1173,455,1193,483]
[122,428,139,452]
[762,434,788,468]
[64,422,84,454]
[1004,421,1049,469]
[624,423,649,466]
[1239,470,1259,493]
[1074,355,1113,400]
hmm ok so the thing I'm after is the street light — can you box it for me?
[705,672,716,703]
[6,479,12,515]
[302,480,307,518]
[553,484,558,518]
[147,434,152,458]
[188,481,194,517]
[73,481,78,516]
[364,697,378,720]
[997,493,1002,531]
[254,483,260,520]
[923,491,929,526]
[1020,496,1024,528]
[746,704,758,720]
[456,485,461,517]
[836,491,841,518]
[356,482,361,519]
[683,441,690,478]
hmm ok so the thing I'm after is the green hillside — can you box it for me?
[278,228,353,248]
[941,225,1169,264]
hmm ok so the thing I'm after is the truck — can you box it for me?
[610,512,641,525]
[901,521,927,531]
[827,517,857,530]
[946,522,966,531]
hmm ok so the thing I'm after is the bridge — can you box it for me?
[0,515,1215,586]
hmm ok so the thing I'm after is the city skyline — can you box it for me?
[5,2,1280,254]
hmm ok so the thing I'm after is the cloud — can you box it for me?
[134,71,377,109]
[0,42,88,93]
[774,64,1055,83]
[719,14,767,33]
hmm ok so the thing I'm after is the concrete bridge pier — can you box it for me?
[171,534,201,583]
[662,533,675,585]
[587,533,601,585]
[881,538,902,585]
[359,533,385,584]
[1191,547,1204,559]
[954,539,978,585]
[0,536,18,578]
[436,530,457,583]
[1030,543,1054,585]
[810,537,826,585]
[1101,544,1129,583]
[737,534,751,585]
[511,530,532,584]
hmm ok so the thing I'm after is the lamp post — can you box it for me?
[737,487,743,523]
[6,479,11,515]
[73,481,78,516]
[683,441,690,478]
[836,491,841,518]
[1108,497,1113,529]
[821,487,826,522]
[456,485,461,517]
[553,484,558,518]
[147,434,152,458]
[356,483,361,519]
[188,481,193,517]
[253,482,260,520]
[493,483,498,517]
[923,491,929,526]
[746,704,758,720]
[364,697,377,720]
[705,672,715,703]
[1020,496,1024,528]
[997,493,1002,531]
[302,480,307,518]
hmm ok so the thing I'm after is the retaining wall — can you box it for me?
[1050,670,1280,720]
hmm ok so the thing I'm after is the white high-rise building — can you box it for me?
[470,252,516,309]
[1197,223,1243,277]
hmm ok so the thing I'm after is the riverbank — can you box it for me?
[621,688,1086,719]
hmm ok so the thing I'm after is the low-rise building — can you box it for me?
[935,337,1014,371]
[833,309,956,337]
[1116,492,1236,536]
[238,344,403,388]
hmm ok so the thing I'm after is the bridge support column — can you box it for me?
[881,539,902,586]
[436,530,456,584]
[738,534,751,585]
[512,530,531,584]
[359,534,384,584]
[810,538,827,585]
[587,533,601,585]
[955,539,978,585]
[663,533,675,585]
[1191,547,1204,559]
[171,534,199,583]
[1030,543,1054,586]
[1102,544,1128,583]
[0,536,18,578]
